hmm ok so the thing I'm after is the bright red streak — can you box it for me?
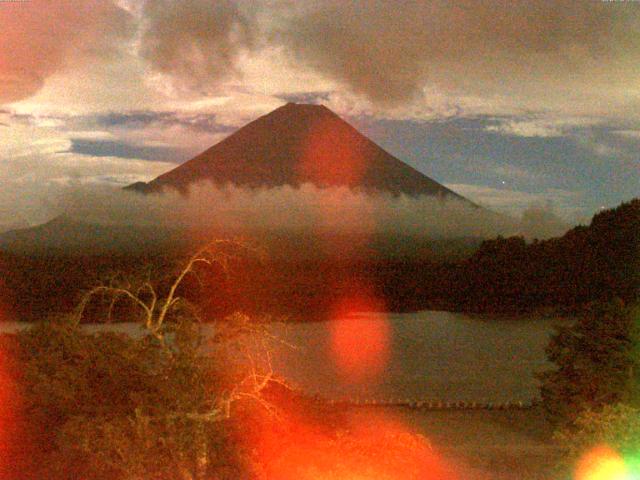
[297,115,368,189]
[279,108,441,480]
[329,289,390,384]
[250,408,458,480]
[0,340,20,480]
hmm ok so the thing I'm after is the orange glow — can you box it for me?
[0,340,20,479]
[249,407,458,480]
[329,289,390,383]
[297,115,368,188]
[266,107,434,480]
[576,445,630,480]
[0,275,24,479]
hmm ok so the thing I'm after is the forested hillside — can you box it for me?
[448,199,639,313]
[0,199,637,321]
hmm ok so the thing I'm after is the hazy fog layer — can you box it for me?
[45,182,569,240]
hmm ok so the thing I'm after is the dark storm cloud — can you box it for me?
[5,1,638,113]
[67,139,186,162]
[89,111,236,134]
[140,0,257,91]
[131,1,640,113]
[276,0,640,106]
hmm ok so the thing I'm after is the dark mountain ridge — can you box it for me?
[0,215,190,255]
[0,198,637,321]
[0,103,484,256]
[450,198,640,312]
[126,102,470,201]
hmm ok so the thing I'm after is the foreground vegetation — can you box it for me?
[0,200,637,478]
[0,241,280,479]
[539,299,640,476]
[4,318,239,479]
[1,241,456,480]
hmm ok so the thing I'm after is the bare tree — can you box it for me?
[75,240,248,337]
[69,239,288,480]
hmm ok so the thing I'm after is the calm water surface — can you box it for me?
[0,311,566,403]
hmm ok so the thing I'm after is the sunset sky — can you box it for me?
[1,0,639,228]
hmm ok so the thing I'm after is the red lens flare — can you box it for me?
[329,288,390,384]
[297,115,368,189]
[0,350,11,454]
[0,339,21,480]
[575,445,629,480]
[250,408,459,480]
[297,113,378,258]
[0,266,24,480]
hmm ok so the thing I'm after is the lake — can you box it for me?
[0,310,566,404]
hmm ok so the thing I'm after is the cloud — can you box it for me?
[0,0,133,103]
[485,116,601,138]
[139,0,257,93]
[316,88,514,122]
[572,129,636,160]
[0,153,171,227]
[276,1,640,115]
[0,117,172,225]
[444,183,583,220]
[486,120,564,138]
[1,107,238,166]
[48,182,570,241]
[72,110,236,153]
[67,139,185,162]
[491,165,546,182]
[5,0,639,126]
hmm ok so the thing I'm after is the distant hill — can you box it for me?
[0,215,192,255]
[0,221,29,234]
[449,198,640,312]
[126,102,471,201]
[1,199,637,321]
[0,213,482,260]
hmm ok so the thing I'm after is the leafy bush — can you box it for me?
[538,299,640,426]
[5,241,277,480]
[554,403,640,476]
[11,317,240,480]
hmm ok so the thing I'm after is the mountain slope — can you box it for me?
[127,103,469,200]
[0,215,191,255]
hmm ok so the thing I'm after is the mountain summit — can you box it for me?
[127,103,467,200]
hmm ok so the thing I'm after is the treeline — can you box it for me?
[447,198,640,313]
[0,232,475,322]
[0,253,444,322]
[0,199,638,321]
